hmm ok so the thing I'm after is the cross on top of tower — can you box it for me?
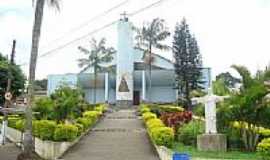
[120,11,128,22]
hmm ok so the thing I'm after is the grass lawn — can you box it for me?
[172,142,261,160]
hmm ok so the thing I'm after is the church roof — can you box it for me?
[80,49,174,74]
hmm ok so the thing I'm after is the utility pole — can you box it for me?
[1,40,16,145]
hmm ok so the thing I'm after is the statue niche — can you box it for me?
[118,76,130,92]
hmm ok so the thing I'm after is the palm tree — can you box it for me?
[135,18,170,102]
[18,0,60,159]
[78,38,115,105]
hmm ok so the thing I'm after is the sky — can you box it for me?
[0,0,270,80]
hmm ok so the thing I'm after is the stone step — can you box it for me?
[91,128,146,133]
[105,116,137,119]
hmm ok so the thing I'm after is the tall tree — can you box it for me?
[0,53,25,105]
[18,0,60,159]
[216,72,240,88]
[135,18,170,102]
[78,38,115,104]
[173,18,203,110]
[34,78,47,90]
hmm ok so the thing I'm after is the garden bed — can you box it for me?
[1,114,104,160]
[173,142,260,160]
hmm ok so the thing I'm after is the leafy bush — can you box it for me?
[83,111,100,122]
[140,106,150,115]
[50,85,84,121]
[160,111,192,130]
[140,104,184,117]
[34,120,57,141]
[151,127,174,148]
[76,117,92,130]
[15,119,25,132]
[75,123,84,136]
[33,97,54,120]
[146,118,165,130]
[192,103,205,117]
[142,112,157,122]
[8,117,21,129]
[94,104,107,113]
[257,138,270,160]
[259,128,270,138]
[54,124,78,142]
[177,120,204,146]
[158,105,184,113]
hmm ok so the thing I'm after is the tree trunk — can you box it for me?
[93,66,97,105]
[20,0,45,158]
[148,44,152,103]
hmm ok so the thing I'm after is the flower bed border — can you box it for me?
[1,116,104,160]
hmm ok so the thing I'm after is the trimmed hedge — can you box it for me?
[76,117,92,130]
[142,112,174,148]
[8,117,21,129]
[94,104,108,113]
[83,111,101,122]
[75,123,84,136]
[146,118,165,130]
[151,127,174,148]
[34,120,57,141]
[142,112,157,122]
[257,138,270,160]
[54,124,78,142]
[140,106,151,115]
[15,119,25,132]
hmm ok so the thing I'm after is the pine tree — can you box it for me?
[173,18,203,110]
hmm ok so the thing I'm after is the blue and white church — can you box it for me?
[47,17,211,106]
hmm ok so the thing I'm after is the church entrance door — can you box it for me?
[133,91,140,105]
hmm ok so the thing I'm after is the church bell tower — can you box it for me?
[116,13,134,107]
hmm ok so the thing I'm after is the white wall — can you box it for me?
[147,86,176,103]
[83,88,116,104]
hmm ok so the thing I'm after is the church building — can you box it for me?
[47,17,211,105]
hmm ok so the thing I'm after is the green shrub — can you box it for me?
[192,103,205,117]
[151,127,174,148]
[33,97,54,120]
[15,119,25,132]
[83,111,101,122]
[142,112,157,122]
[94,104,107,113]
[146,118,165,130]
[75,123,84,136]
[8,117,21,129]
[259,128,270,137]
[54,124,78,142]
[158,105,184,113]
[177,120,205,146]
[140,106,150,115]
[257,138,270,160]
[76,117,92,130]
[34,120,57,141]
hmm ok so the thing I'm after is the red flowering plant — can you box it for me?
[160,111,192,131]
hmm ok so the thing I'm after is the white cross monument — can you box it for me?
[192,88,228,151]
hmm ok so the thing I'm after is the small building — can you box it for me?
[47,18,211,105]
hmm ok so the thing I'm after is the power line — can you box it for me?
[19,0,169,66]
[40,0,130,50]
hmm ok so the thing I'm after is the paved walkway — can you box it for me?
[62,109,160,160]
[0,141,21,160]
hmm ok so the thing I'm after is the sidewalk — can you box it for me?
[62,110,159,160]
